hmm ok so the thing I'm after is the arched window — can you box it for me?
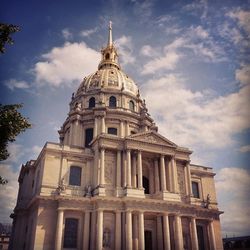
[105,53,110,60]
[109,96,116,108]
[143,176,150,194]
[89,97,95,108]
[108,127,117,135]
[69,166,82,186]
[129,100,135,111]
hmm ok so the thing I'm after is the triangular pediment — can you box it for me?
[127,131,177,147]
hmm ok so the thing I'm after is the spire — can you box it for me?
[108,21,113,47]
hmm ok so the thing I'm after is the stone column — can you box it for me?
[96,210,103,250]
[208,220,216,250]
[184,166,189,195]
[157,215,163,250]
[154,159,160,192]
[126,210,133,250]
[100,148,105,186]
[163,213,171,250]
[55,209,64,250]
[101,116,105,133]
[138,212,145,250]
[83,211,90,250]
[186,162,192,196]
[132,155,137,188]
[160,155,167,191]
[90,211,96,250]
[125,121,130,136]
[120,120,124,137]
[94,117,98,137]
[137,151,143,189]
[123,151,127,187]
[167,159,172,192]
[116,150,121,187]
[115,211,122,250]
[126,149,132,187]
[171,157,179,193]
[190,217,198,250]
[174,214,183,250]
[133,214,139,250]
[149,166,154,194]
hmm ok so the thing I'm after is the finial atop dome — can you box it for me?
[108,21,113,47]
[98,21,120,70]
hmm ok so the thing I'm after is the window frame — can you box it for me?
[109,96,117,108]
[192,181,200,199]
[88,97,95,108]
[107,127,118,135]
[85,128,94,148]
[63,218,78,248]
[69,166,82,186]
[129,100,135,111]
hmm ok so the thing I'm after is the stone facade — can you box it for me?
[10,23,223,250]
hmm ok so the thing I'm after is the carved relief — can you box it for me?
[105,151,115,186]
[177,164,186,195]
[108,71,118,86]
[144,135,157,143]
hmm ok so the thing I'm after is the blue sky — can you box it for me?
[0,0,250,237]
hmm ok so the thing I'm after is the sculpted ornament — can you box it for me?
[144,135,157,143]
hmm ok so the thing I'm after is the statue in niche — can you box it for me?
[204,194,211,208]
[103,228,111,248]
[75,102,82,111]
[57,177,65,195]
[84,185,92,197]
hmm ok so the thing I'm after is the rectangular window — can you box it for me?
[85,128,93,147]
[192,181,200,198]
[63,218,78,248]
[69,166,82,186]
[108,127,117,135]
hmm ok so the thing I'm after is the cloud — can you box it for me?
[62,28,73,40]
[141,68,250,148]
[235,64,250,86]
[115,35,135,65]
[0,164,19,223]
[239,145,250,153]
[4,79,30,91]
[79,27,98,37]
[33,42,100,87]
[141,25,226,75]
[140,45,159,57]
[215,167,250,236]
[141,51,181,75]
[132,0,153,22]
[227,9,250,35]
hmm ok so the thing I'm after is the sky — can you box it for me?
[0,0,250,237]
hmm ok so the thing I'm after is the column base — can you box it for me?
[115,187,124,197]
[124,187,145,198]
[93,186,106,196]
[155,191,181,201]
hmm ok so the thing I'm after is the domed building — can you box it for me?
[10,23,223,250]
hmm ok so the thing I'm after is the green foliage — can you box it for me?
[0,23,20,54]
[0,104,31,161]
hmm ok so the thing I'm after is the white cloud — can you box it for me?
[79,27,98,37]
[33,42,100,87]
[141,68,250,148]
[115,35,135,65]
[228,9,250,35]
[0,164,19,223]
[62,28,73,40]
[239,145,250,153]
[141,51,181,75]
[141,25,226,75]
[215,167,250,236]
[4,79,30,91]
[140,45,159,57]
[235,64,250,86]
